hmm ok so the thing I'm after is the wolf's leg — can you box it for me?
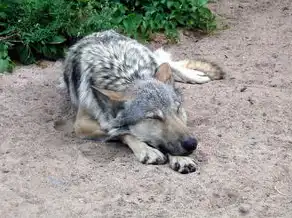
[170,61,212,84]
[168,155,197,174]
[154,47,224,84]
[74,107,106,139]
[122,135,167,165]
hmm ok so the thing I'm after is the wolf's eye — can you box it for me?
[151,115,164,121]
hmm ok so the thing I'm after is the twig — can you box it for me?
[274,181,289,197]
[0,31,19,42]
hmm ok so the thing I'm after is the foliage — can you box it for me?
[0,42,14,73]
[0,0,216,73]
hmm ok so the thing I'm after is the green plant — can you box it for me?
[0,0,217,73]
[0,42,14,73]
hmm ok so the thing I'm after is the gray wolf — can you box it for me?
[61,30,224,174]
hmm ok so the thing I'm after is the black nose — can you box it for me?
[182,137,198,152]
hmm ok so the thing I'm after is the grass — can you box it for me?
[0,0,217,73]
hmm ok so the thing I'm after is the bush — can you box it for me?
[0,0,216,73]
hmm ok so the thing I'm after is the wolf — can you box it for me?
[61,30,224,174]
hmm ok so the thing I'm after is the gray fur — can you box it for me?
[63,30,178,128]
[64,30,163,128]
[62,30,222,171]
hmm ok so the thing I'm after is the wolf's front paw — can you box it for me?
[136,146,167,165]
[168,155,197,174]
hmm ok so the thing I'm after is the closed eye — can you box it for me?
[146,115,164,122]
[151,115,164,121]
[145,111,164,121]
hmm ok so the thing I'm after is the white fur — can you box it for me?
[123,135,167,164]
[57,75,67,89]
[154,48,211,84]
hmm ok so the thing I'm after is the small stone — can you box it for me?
[183,30,192,37]
[217,134,222,137]
[247,97,254,105]
[164,196,171,202]
[240,87,247,92]
[239,204,251,214]
[227,192,237,198]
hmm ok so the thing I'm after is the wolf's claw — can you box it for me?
[168,155,197,174]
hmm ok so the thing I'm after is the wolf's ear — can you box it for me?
[155,63,173,84]
[91,86,132,102]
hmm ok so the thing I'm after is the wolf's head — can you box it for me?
[94,63,198,156]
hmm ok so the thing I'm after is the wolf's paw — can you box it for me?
[136,146,167,165]
[186,70,212,84]
[168,155,197,174]
[184,60,225,81]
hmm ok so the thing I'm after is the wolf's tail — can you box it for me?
[154,48,225,84]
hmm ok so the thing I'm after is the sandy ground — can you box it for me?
[1,0,292,217]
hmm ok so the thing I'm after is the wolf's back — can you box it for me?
[62,30,160,106]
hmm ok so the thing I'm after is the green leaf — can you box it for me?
[0,12,7,19]
[122,13,142,34]
[149,19,155,29]
[0,59,10,73]
[0,43,14,74]
[112,16,124,25]
[172,1,181,9]
[197,0,208,6]
[167,1,174,9]
[48,35,66,44]
[0,43,8,58]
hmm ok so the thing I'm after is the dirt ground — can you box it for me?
[1,0,292,217]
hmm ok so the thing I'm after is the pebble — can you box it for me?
[239,203,251,214]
